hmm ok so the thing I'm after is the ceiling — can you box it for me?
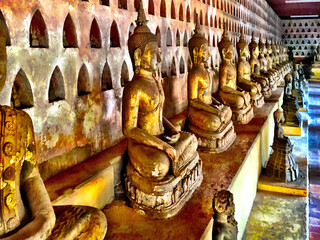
[266,0,320,19]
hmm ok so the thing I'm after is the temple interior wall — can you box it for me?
[282,18,320,62]
[0,0,282,180]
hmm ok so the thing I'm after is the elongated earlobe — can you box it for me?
[134,48,142,74]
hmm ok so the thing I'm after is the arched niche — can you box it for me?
[100,0,109,6]
[49,66,65,102]
[156,27,161,47]
[118,0,127,10]
[210,16,213,27]
[179,57,185,74]
[110,20,121,47]
[29,9,49,48]
[200,10,203,25]
[186,6,191,22]
[148,0,155,15]
[101,61,112,91]
[179,4,183,21]
[160,0,166,17]
[11,69,34,109]
[171,0,176,19]
[63,14,78,48]
[183,30,188,47]
[128,23,135,39]
[121,61,129,87]
[78,64,91,96]
[166,28,172,47]
[0,11,11,45]
[193,9,197,23]
[171,57,177,76]
[134,0,140,11]
[176,30,180,46]
[90,18,102,48]
[205,13,208,26]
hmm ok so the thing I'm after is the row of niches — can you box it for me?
[287,45,318,51]
[283,28,319,33]
[282,22,320,28]
[283,39,319,45]
[282,34,320,39]
[1,8,256,50]
[10,53,200,109]
[292,51,314,56]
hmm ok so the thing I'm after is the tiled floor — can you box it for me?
[308,81,320,240]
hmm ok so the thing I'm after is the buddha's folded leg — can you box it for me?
[219,91,245,110]
[128,140,170,181]
[188,106,222,132]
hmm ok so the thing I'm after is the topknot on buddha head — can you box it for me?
[188,14,208,64]
[218,25,234,60]
[249,31,259,54]
[236,28,249,57]
[259,37,266,54]
[128,0,158,73]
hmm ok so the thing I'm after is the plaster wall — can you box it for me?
[0,0,282,180]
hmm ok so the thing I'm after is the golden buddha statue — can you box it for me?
[187,14,236,153]
[0,24,107,240]
[271,41,284,85]
[236,30,264,108]
[266,40,281,85]
[123,2,202,218]
[258,38,277,91]
[218,28,253,124]
[248,33,272,99]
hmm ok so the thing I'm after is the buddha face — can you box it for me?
[253,46,259,57]
[239,45,249,58]
[199,43,209,64]
[222,45,235,61]
[139,42,161,73]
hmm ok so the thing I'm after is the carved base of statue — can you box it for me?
[212,190,238,240]
[266,138,299,182]
[261,86,272,99]
[48,206,107,240]
[188,120,236,153]
[252,93,265,108]
[292,89,304,109]
[282,98,301,127]
[125,151,203,219]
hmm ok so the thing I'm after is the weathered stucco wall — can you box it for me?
[0,0,282,180]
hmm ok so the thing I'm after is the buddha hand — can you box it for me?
[164,131,180,144]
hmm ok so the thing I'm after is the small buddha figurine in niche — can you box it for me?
[123,2,202,218]
[217,27,253,124]
[266,40,281,85]
[236,30,264,108]
[212,190,238,240]
[266,109,299,182]
[248,33,272,99]
[0,26,107,240]
[282,74,301,127]
[258,37,277,91]
[187,14,236,153]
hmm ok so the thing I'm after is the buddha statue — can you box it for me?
[266,40,281,85]
[187,14,236,153]
[316,44,320,62]
[218,28,253,124]
[212,190,238,240]
[248,33,272,98]
[282,74,301,127]
[266,109,299,182]
[0,23,107,240]
[236,30,264,108]
[292,65,305,108]
[123,2,202,218]
[258,38,277,91]
[298,62,308,88]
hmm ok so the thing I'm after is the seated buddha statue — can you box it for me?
[282,74,301,127]
[266,40,281,85]
[236,30,264,108]
[187,14,236,153]
[218,28,253,124]
[272,42,284,85]
[266,109,299,182]
[258,38,277,91]
[248,33,272,98]
[123,2,202,218]
[0,25,107,240]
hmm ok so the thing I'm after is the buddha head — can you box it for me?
[259,38,266,57]
[266,40,273,55]
[188,14,209,66]
[236,28,249,59]
[249,32,259,58]
[218,27,235,61]
[274,109,285,124]
[284,73,293,94]
[128,1,160,75]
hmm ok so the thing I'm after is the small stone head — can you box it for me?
[274,109,285,124]
[213,190,235,216]
[236,29,249,58]
[128,1,160,74]
[218,28,235,61]
[188,14,209,65]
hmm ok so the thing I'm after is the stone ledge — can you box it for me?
[102,88,284,240]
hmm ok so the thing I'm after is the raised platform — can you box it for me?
[102,88,284,240]
[282,125,302,136]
